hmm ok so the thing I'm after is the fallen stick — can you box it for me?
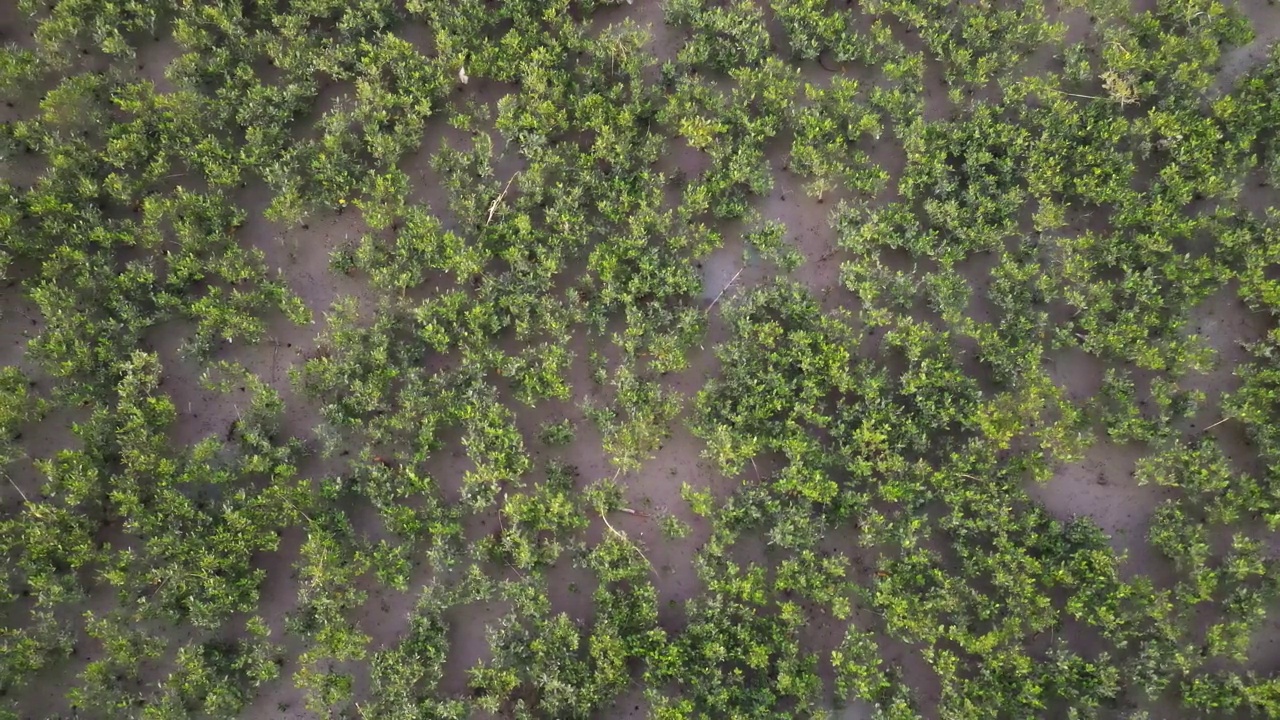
[705,267,745,314]
[601,513,659,578]
[486,171,521,225]
[3,472,28,504]
[1203,416,1233,432]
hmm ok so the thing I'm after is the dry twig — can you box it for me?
[486,171,521,225]
[706,267,745,314]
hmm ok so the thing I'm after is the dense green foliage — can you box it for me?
[2,0,1280,718]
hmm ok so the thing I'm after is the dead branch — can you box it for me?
[706,267,745,314]
[486,171,521,225]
